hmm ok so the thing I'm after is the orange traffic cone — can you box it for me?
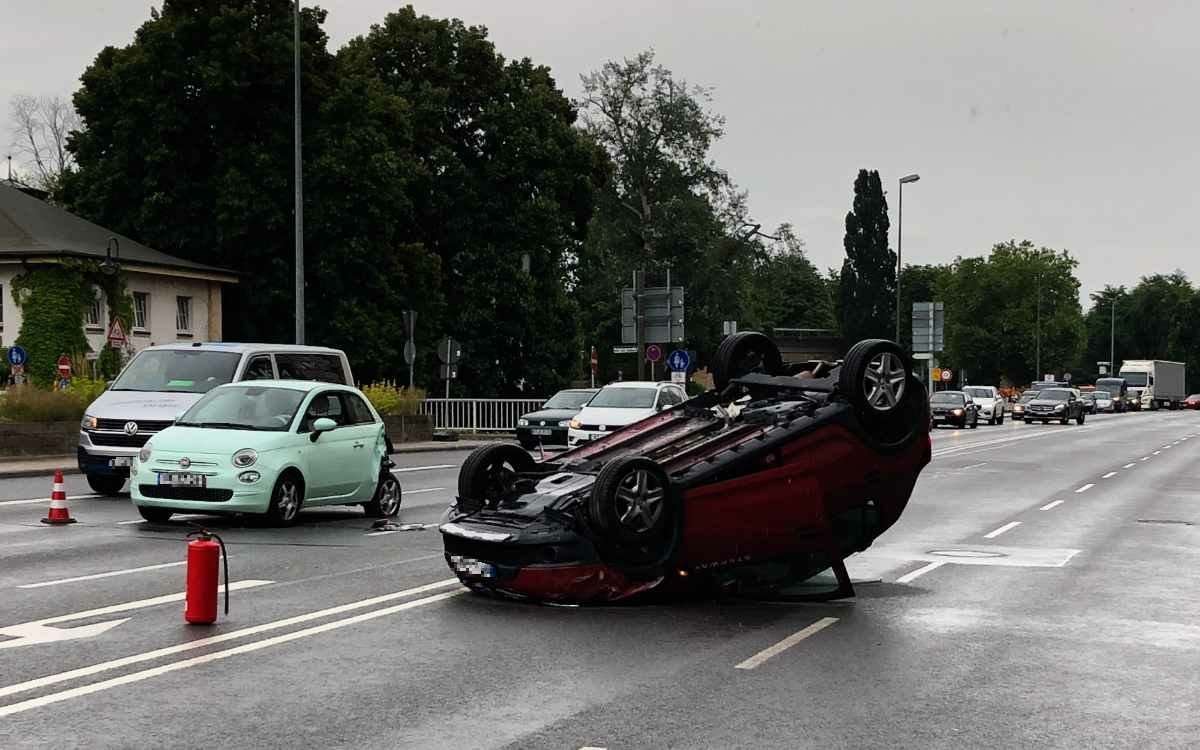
[40,469,76,525]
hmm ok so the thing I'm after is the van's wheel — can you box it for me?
[589,456,674,548]
[456,443,534,512]
[711,331,783,392]
[266,473,304,526]
[364,470,402,518]
[87,474,125,496]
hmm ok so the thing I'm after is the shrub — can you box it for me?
[66,378,110,409]
[361,380,426,416]
[0,385,88,422]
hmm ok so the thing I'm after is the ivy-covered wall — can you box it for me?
[11,265,90,386]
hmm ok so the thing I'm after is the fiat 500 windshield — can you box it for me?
[176,385,306,431]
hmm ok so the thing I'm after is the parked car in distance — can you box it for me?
[1022,387,1085,425]
[929,390,979,429]
[1080,392,1099,414]
[567,381,688,446]
[515,388,597,449]
[962,386,1006,425]
[80,343,354,497]
[1184,394,1200,410]
[1011,390,1039,421]
[131,381,399,526]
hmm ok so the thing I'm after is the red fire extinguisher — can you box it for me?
[186,528,229,625]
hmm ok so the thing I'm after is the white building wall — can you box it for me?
[0,265,217,356]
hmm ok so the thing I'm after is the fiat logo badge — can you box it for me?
[179,457,191,469]
[123,421,139,435]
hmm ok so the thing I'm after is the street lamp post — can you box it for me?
[895,174,921,343]
[1110,298,1116,374]
[293,1,305,345]
[1036,273,1042,379]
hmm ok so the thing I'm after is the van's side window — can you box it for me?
[243,355,275,380]
[275,354,345,384]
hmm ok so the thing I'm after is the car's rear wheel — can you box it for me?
[137,506,172,523]
[711,331,783,392]
[839,339,924,447]
[364,470,402,518]
[589,456,674,548]
[266,473,304,527]
[87,474,125,496]
[457,443,535,512]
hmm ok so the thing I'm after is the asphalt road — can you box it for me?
[1,415,1198,749]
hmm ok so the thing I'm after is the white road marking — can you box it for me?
[1040,500,1064,511]
[896,561,945,584]
[1163,445,1172,449]
[1101,472,1117,479]
[0,588,464,717]
[1141,456,1151,461]
[984,521,1021,539]
[392,464,455,473]
[18,561,186,589]
[404,487,446,495]
[1122,463,1136,469]
[26,580,272,627]
[735,617,838,670]
[1075,483,1095,493]
[115,519,144,525]
[959,462,988,471]
[0,619,130,650]
[0,494,99,508]
[1153,450,1161,455]
[0,579,459,701]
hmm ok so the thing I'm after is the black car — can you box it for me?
[1079,392,1099,414]
[515,388,597,449]
[929,390,980,429]
[1023,388,1085,425]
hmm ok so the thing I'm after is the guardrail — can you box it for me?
[419,398,545,432]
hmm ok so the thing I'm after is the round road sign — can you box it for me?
[645,344,663,363]
[403,340,416,366]
[667,349,690,372]
[6,345,27,366]
[941,368,953,382]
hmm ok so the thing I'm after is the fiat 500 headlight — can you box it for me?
[232,448,258,468]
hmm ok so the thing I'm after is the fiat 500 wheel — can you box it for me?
[364,470,402,518]
[456,443,534,512]
[267,473,304,526]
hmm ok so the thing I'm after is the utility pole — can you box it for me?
[1035,273,1042,379]
[895,174,921,343]
[293,0,305,345]
[1110,298,1116,374]
[634,270,646,380]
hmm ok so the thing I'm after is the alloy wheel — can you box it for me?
[613,469,666,534]
[378,477,401,516]
[277,480,300,521]
[863,352,908,411]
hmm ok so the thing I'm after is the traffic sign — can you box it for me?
[6,345,26,366]
[667,349,691,372]
[612,345,637,354]
[645,344,663,363]
[439,364,458,380]
[931,367,942,382]
[671,370,686,384]
[403,341,416,366]
[590,346,598,374]
[57,354,71,376]
[437,337,461,365]
[941,368,953,382]
[11,363,24,375]
[106,318,127,347]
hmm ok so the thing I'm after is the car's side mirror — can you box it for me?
[310,417,337,442]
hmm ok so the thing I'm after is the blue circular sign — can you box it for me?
[667,349,691,372]
[6,346,27,366]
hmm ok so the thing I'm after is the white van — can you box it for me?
[78,343,354,495]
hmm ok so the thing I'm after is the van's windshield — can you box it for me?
[110,350,242,394]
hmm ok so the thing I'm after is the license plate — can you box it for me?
[109,456,132,467]
[157,472,205,488]
[590,432,606,440]
[531,428,552,436]
[449,555,496,579]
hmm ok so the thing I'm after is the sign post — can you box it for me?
[402,310,417,390]
[589,345,598,388]
[57,354,72,389]
[667,349,690,386]
[437,336,461,399]
[7,346,27,385]
[106,318,128,348]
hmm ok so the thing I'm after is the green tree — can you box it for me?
[1083,286,1133,374]
[837,170,895,343]
[10,266,90,386]
[897,263,952,352]
[741,225,835,332]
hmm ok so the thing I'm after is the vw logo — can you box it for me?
[179,457,191,469]
[123,421,139,435]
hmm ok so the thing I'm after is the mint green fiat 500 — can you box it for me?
[131,381,401,525]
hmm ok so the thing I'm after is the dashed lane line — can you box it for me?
[1122,463,1136,469]
[984,521,1021,539]
[734,617,839,670]
[1075,484,1095,493]
[896,561,945,584]
[1102,472,1117,479]
[1040,500,1064,511]
[18,561,187,589]
[0,494,99,508]
[1141,456,1151,461]
[392,464,456,473]
[1153,450,1162,455]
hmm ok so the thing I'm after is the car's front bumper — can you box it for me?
[567,427,617,446]
[130,462,272,514]
[930,413,967,426]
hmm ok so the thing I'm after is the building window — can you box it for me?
[176,296,192,333]
[132,292,150,331]
[85,288,103,329]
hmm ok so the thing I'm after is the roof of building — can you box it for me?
[0,182,236,282]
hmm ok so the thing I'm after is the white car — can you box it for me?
[567,381,688,446]
[962,386,1006,425]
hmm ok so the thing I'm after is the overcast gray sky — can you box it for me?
[4,0,1198,305]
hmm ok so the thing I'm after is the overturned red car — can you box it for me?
[440,335,931,604]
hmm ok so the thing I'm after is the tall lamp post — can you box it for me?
[895,173,921,343]
[1110,298,1117,374]
[293,0,305,345]
[1035,273,1042,379]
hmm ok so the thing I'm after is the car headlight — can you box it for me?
[232,448,258,468]
[81,414,97,430]
[569,419,582,430]
[951,408,963,416]
[1053,404,1065,411]
[558,420,571,427]
[238,471,261,484]
[138,444,152,462]
[517,419,529,426]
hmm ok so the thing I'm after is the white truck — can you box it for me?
[1118,360,1185,411]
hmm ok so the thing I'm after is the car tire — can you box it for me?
[839,339,924,446]
[457,443,535,512]
[1060,417,1069,425]
[137,506,173,523]
[998,413,1005,425]
[87,474,125,496]
[266,472,304,527]
[1077,413,1085,425]
[363,469,402,518]
[711,331,783,392]
[589,455,674,547]
[969,415,978,429]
